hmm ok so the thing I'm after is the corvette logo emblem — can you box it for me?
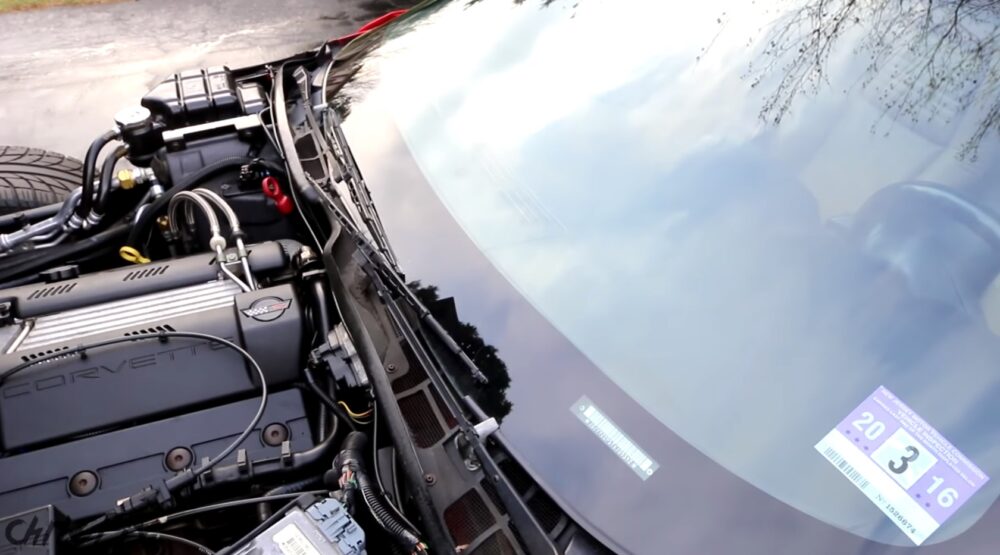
[241,297,292,322]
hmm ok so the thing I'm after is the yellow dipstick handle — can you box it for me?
[119,246,151,264]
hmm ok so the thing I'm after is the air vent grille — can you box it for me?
[21,345,69,363]
[26,282,76,300]
[480,478,507,516]
[443,490,496,547]
[391,348,430,393]
[526,490,564,534]
[398,391,444,448]
[123,324,175,337]
[469,531,517,555]
[122,265,168,281]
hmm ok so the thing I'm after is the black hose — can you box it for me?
[334,432,421,550]
[0,202,61,230]
[95,145,129,216]
[256,476,324,522]
[75,129,119,219]
[303,366,356,432]
[0,224,129,283]
[125,156,285,251]
[310,277,335,341]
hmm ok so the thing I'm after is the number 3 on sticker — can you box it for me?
[851,411,886,440]
[871,428,939,489]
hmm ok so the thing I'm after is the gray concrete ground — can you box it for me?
[0,0,416,157]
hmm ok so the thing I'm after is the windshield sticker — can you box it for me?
[815,386,988,545]
[573,396,659,480]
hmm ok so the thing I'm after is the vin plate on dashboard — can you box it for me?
[573,396,659,480]
[815,386,988,545]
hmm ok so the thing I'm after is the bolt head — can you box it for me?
[69,470,99,496]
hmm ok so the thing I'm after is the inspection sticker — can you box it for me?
[815,386,988,545]
[573,396,659,480]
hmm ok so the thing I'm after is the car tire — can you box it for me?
[0,146,81,215]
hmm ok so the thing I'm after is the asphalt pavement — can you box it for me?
[0,0,417,157]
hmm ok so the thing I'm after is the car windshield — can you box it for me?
[342,0,1000,552]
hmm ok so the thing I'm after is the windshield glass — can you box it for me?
[343,0,1000,552]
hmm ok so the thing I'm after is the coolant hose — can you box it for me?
[334,431,421,550]
[75,129,119,220]
[95,145,129,216]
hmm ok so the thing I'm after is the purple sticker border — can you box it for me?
[835,386,989,525]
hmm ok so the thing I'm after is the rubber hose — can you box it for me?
[95,145,129,215]
[0,224,129,283]
[126,156,285,250]
[256,476,324,522]
[75,129,119,219]
[334,432,421,550]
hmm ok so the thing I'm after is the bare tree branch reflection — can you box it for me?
[750,0,1000,158]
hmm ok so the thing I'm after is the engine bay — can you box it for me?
[0,39,580,555]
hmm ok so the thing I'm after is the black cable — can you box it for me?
[72,491,334,553]
[95,145,129,216]
[256,476,325,522]
[0,223,129,283]
[78,530,215,555]
[0,201,61,230]
[8,332,267,528]
[141,491,330,529]
[75,129,119,219]
[303,366,356,431]
[335,431,422,550]
[371,402,420,533]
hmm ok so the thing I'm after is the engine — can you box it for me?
[0,52,377,539]
[0,48,519,555]
[0,240,314,518]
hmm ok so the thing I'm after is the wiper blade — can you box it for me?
[321,108,400,271]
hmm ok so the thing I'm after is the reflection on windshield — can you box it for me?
[409,281,514,421]
[332,0,1000,551]
[361,0,1000,547]
[749,0,1000,159]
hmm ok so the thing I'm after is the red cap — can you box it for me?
[261,176,293,215]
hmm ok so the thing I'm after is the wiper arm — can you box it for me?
[321,107,400,271]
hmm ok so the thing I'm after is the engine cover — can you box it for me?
[0,242,304,450]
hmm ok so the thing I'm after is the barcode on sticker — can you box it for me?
[823,445,871,490]
[572,396,659,480]
[273,523,321,555]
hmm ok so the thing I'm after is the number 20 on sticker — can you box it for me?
[853,412,957,507]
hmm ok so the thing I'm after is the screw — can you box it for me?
[262,423,289,446]
[424,473,436,485]
[386,363,397,373]
[165,447,193,471]
[69,471,99,496]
